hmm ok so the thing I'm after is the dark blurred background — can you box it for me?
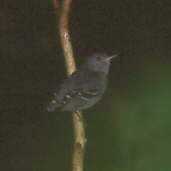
[0,0,171,170]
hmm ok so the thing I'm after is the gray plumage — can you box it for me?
[47,53,117,112]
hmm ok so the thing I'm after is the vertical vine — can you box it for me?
[54,0,86,170]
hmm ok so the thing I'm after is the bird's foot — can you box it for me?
[74,111,87,127]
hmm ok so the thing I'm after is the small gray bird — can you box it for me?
[47,53,117,112]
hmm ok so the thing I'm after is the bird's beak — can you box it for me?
[103,54,118,63]
[107,54,118,60]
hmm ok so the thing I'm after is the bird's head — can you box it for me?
[83,53,118,74]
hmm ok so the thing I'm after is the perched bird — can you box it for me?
[47,53,117,112]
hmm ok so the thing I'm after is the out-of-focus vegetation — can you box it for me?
[85,64,171,171]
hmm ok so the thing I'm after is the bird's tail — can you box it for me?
[47,99,60,112]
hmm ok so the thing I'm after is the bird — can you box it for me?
[47,53,118,112]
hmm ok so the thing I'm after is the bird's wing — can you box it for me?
[60,87,101,111]
[59,71,104,111]
[47,70,82,106]
[47,69,105,112]
[47,70,80,112]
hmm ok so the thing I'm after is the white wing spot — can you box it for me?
[66,94,71,98]
[78,92,82,96]
[52,100,56,104]
[80,96,89,101]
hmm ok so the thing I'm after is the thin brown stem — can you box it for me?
[54,0,87,171]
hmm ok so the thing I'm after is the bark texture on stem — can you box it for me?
[54,0,87,170]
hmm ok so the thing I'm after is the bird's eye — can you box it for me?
[96,56,101,61]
